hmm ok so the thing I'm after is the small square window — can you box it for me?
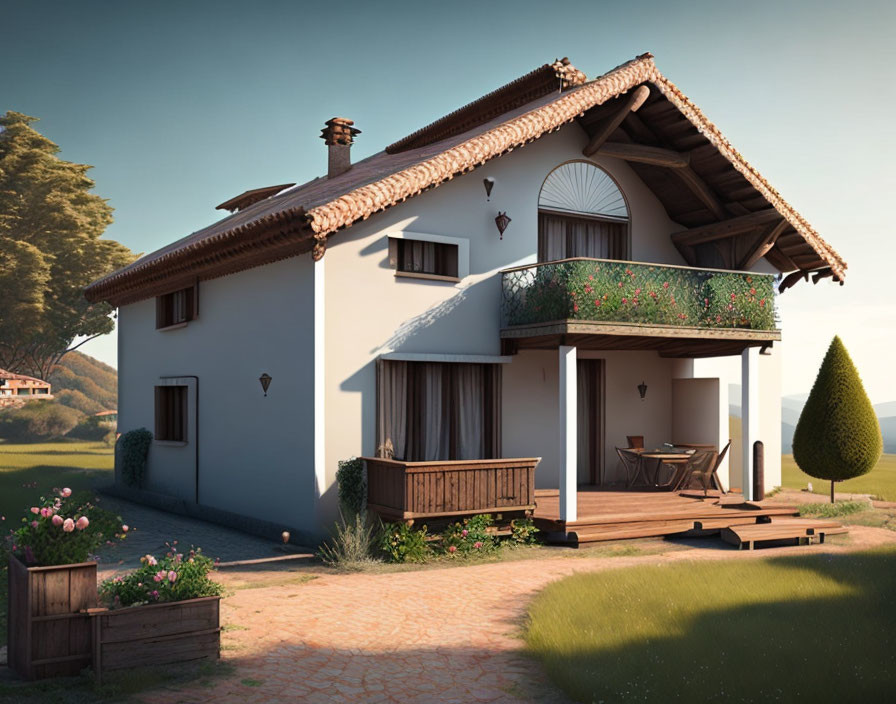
[391,239,459,279]
[155,385,188,442]
[156,286,197,329]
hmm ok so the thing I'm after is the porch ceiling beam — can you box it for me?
[670,208,782,247]
[597,142,690,168]
[674,166,728,220]
[737,218,789,270]
[582,85,651,157]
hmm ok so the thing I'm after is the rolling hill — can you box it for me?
[49,351,117,414]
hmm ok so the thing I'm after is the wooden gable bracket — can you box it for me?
[671,209,782,248]
[778,270,809,293]
[737,218,789,270]
[597,142,690,168]
[582,86,651,157]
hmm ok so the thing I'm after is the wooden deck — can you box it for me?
[533,488,801,545]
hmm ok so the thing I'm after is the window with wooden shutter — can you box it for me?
[389,238,460,281]
[154,385,188,442]
[156,285,197,329]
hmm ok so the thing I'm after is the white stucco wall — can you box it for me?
[320,122,691,515]
[117,117,785,535]
[117,256,317,535]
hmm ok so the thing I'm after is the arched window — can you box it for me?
[537,161,630,262]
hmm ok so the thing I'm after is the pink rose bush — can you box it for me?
[100,543,222,608]
[5,487,129,566]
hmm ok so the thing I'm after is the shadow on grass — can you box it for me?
[0,659,236,703]
[528,549,896,703]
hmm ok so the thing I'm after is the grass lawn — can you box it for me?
[0,440,114,647]
[781,453,896,501]
[525,548,896,702]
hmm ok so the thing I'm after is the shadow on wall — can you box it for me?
[370,275,496,356]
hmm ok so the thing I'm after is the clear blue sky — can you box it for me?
[2,0,894,402]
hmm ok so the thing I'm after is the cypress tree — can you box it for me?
[792,336,882,502]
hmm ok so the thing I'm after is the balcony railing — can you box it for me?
[501,258,777,331]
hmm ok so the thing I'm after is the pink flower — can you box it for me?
[461,529,468,537]
[727,304,734,311]
[63,518,75,532]
[30,520,39,528]
[168,571,178,583]
[151,590,159,598]
[573,304,579,313]
[635,288,641,295]
[618,281,623,288]
[143,554,158,566]
[588,275,594,280]
[76,516,90,531]
[663,282,669,289]
[594,299,601,307]
[61,488,72,498]
[448,545,457,553]
[121,525,129,532]
[52,514,63,526]
[730,293,737,301]
[473,541,483,549]
[621,298,627,304]
[154,570,166,582]
[40,507,49,517]
[30,507,39,514]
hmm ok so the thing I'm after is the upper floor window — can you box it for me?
[156,285,197,329]
[537,161,630,262]
[387,232,469,283]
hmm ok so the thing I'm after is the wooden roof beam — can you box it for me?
[582,86,651,157]
[674,166,728,220]
[671,208,782,247]
[737,218,789,270]
[597,142,690,168]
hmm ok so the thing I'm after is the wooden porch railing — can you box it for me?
[363,457,540,521]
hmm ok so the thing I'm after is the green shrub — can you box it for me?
[318,513,379,568]
[99,544,222,607]
[510,517,540,544]
[336,457,366,518]
[440,513,497,556]
[6,487,127,566]
[54,388,105,415]
[379,522,430,563]
[793,336,882,501]
[67,413,114,441]
[117,428,153,487]
[0,401,83,440]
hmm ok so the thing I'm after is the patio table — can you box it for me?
[635,451,693,488]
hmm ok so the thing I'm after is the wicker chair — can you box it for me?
[679,441,731,496]
[616,447,647,488]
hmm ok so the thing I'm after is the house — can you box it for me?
[86,54,845,544]
[0,369,52,408]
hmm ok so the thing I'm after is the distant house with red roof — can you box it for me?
[0,369,52,408]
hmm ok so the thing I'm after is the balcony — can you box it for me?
[500,258,780,357]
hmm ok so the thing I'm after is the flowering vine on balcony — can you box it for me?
[501,259,777,330]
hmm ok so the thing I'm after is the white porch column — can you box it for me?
[741,347,760,501]
[558,345,577,522]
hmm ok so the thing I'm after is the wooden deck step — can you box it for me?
[721,519,847,550]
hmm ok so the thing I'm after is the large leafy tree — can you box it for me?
[792,336,882,502]
[0,111,133,378]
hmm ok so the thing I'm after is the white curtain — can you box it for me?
[379,361,501,461]
[538,213,627,261]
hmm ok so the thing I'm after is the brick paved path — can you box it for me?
[134,525,896,704]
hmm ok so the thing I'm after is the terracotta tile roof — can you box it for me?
[85,54,845,306]
[0,369,49,384]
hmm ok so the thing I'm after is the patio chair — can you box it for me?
[677,443,729,496]
[616,447,648,488]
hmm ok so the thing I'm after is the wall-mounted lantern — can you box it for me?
[637,381,647,401]
[259,373,272,397]
[483,177,494,201]
[495,211,511,239]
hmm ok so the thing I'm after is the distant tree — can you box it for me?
[792,336,882,502]
[0,111,134,379]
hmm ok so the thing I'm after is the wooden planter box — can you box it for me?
[7,557,97,680]
[89,596,221,684]
[364,457,540,522]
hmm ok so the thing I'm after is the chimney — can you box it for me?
[320,117,361,178]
